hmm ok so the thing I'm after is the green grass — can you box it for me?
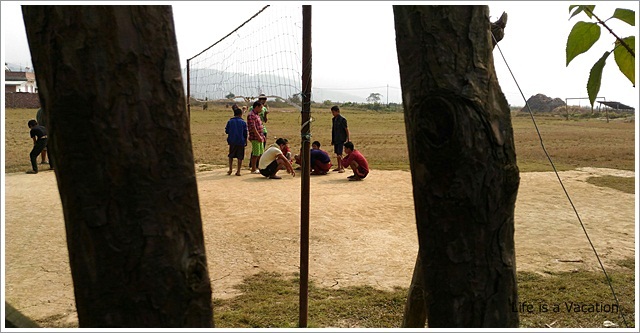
[516,270,635,328]
[586,176,635,194]
[6,105,636,328]
[615,257,635,271]
[210,268,635,328]
[4,106,635,174]
[213,272,406,328]
[510,113,635,172]
[35,266,636,328]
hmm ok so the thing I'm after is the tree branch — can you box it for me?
[584,6,635,58]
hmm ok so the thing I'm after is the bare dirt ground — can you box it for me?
[3,167,636,327]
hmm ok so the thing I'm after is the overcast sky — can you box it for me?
[2,1,639,108]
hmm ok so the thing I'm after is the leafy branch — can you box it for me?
[566,5,635,107]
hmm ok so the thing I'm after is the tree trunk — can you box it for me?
[393,5,520,327]
[22,6,213,327]
[401,253,427,328]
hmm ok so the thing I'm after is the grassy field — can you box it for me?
[208,267,635,328]
[4,105,636,328]
[3,105,636,174]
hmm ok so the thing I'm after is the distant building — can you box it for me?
[4,67,40,108]
[4,68,37,93]
[596,101,635,112]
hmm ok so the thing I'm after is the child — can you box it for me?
[247,101,265,173]
[310,141,332,175]
[278,138,293,163]
[331,105,350,173]
[258,141,296,179]
[342,141,369,181]
[35,108,48,164]
[26,119,48,174]
[225,105,248,176]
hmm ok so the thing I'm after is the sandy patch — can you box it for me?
[3,167,635,325]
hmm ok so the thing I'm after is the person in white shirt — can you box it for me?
[258,139,296,179]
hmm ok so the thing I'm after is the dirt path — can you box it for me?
[3,167,635,326]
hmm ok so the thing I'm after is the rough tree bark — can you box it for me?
[394,5,520,327]
[401,253,427,328]
[22,6,213,327]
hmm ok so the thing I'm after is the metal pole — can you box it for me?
[299,4,312,328]
[186,59,191,119]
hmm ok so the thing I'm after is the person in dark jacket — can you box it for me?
[26,119,48,174]
[330,105,350,173]
[35,108,48,165]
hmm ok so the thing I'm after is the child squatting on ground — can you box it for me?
[258,138,296,179]
[341,141,369,181]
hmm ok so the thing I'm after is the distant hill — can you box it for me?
[181,67,400,104]
[313,87,403,104]
[311,88,367,103]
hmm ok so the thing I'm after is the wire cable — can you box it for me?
[492,32,628,328]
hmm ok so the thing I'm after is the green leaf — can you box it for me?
[614,36,635,85]
[566,22,601,66]
[569,5,584,20]
[569,5,596,19]
[587,51,610,108]
[582,5,596,18]
[612,8,635,26]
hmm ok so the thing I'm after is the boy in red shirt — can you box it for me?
[278,138,293,163]
[341,141,369,181]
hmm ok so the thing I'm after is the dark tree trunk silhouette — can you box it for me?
[22,6,213,327]
[394,5,520,327]
[401,254,427,328]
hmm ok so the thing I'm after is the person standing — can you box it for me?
[341,141,369,181]
[247,100,265,174]
[35,107,48,165]
[225,104,248,176]
[330,105,350,173]
[258,94,269,147]
[26,119,48,174]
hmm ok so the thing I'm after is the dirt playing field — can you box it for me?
[3,166,636,327]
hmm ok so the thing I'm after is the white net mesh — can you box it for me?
[187,5,303,107]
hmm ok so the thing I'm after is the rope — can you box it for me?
[492,32,628,328]
[301,117,314,130]
[187,5,270,61]
[187,5,303,105]
[299,112,314,142]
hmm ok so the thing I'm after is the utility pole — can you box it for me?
[299,4,312,328]
[186,59,191,118]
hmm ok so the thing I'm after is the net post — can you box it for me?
[299,4,312,329]
[187,59,191,119]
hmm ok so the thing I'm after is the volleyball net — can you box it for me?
[187,5,303,110]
